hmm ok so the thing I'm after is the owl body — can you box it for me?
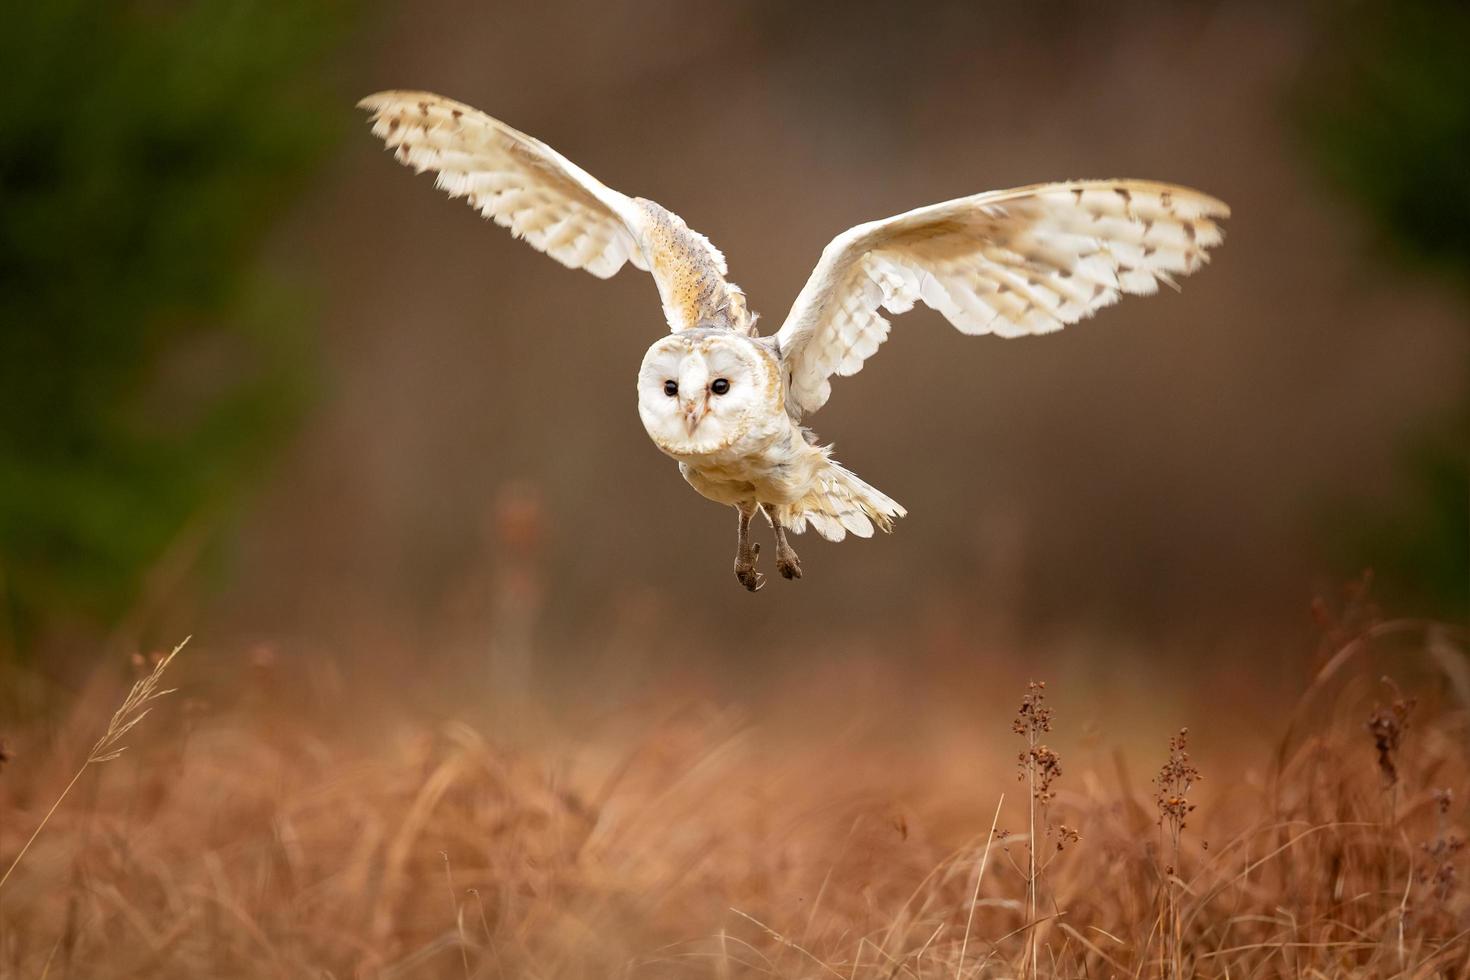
[676,428,822,511]
[635,329,901,539]
[360,90,1230,589]
[638,330,816,508]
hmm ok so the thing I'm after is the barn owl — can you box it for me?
[360,91,1229,592]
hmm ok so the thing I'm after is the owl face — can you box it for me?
[637,331,777,458]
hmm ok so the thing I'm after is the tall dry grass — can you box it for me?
[0,612,1465,978]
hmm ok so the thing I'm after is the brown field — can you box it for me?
[1,601,1466,979]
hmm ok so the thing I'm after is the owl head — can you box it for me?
[637,330,779,458]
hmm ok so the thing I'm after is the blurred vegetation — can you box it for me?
[0,0,1462,652]
[1297,0,1470,621]
[0,1,350,650]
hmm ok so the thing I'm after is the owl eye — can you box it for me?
[663,380,678,397]
[711,378,731,395]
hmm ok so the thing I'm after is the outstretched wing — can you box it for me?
[359,91,753,332]
[773,180,1229,417]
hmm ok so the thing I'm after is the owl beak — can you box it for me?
[681,398,708,435]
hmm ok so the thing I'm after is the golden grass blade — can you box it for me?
[956,795,1004,979]
[0,637,188,895]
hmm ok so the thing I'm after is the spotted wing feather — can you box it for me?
[359,91,750,332]
[773,180,1230,417]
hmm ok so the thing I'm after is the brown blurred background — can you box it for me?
[4,0,1466,694]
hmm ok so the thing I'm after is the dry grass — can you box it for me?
[0,616,1466,978]
[0,638,186,898]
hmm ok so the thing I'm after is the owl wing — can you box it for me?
[772,180,1229,417]
[359,91,751,332]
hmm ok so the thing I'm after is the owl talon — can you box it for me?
[770,515,801,581]
[737,568,766,592]
[734,542,764,591]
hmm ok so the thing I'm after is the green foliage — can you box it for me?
[1357,413,1469,619]
[1296,0,1470,621]
[0,1,348,641]
[1318,409,1470,621]
[1297,0,1470,279]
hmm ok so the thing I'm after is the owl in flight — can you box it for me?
[360,91,1229,592]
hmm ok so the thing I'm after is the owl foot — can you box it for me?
[734,542,765,592]
[770,516,801,581]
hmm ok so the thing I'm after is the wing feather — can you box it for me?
[773,180,1230,416]
[359,91,753,332]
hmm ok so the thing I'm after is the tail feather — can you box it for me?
[787,459,905,542]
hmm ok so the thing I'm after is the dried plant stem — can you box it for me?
[0,765,88,894]
[957,794,1005,979]
[1026,726,1039,979]
[0,637,188,895]
[1164,818,1182,980]
[1012,680,1061,980]
[1168,872,1181,980]
[1154,728,1199,980]
[442,851,471,980]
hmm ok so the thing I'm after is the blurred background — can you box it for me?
[2,0,1465,717]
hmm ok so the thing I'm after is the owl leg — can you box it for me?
[733,502,765,592]
[765,508,802,580]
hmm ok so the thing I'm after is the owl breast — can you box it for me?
[678,424,826,508]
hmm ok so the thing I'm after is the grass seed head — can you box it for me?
[1418,835,1464,903]
[1366,693,1415,787]
[1019,744,1063,805]
[1013,681,1064,806]
[1154,727,1201,871]
[1011,680,1053,738]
